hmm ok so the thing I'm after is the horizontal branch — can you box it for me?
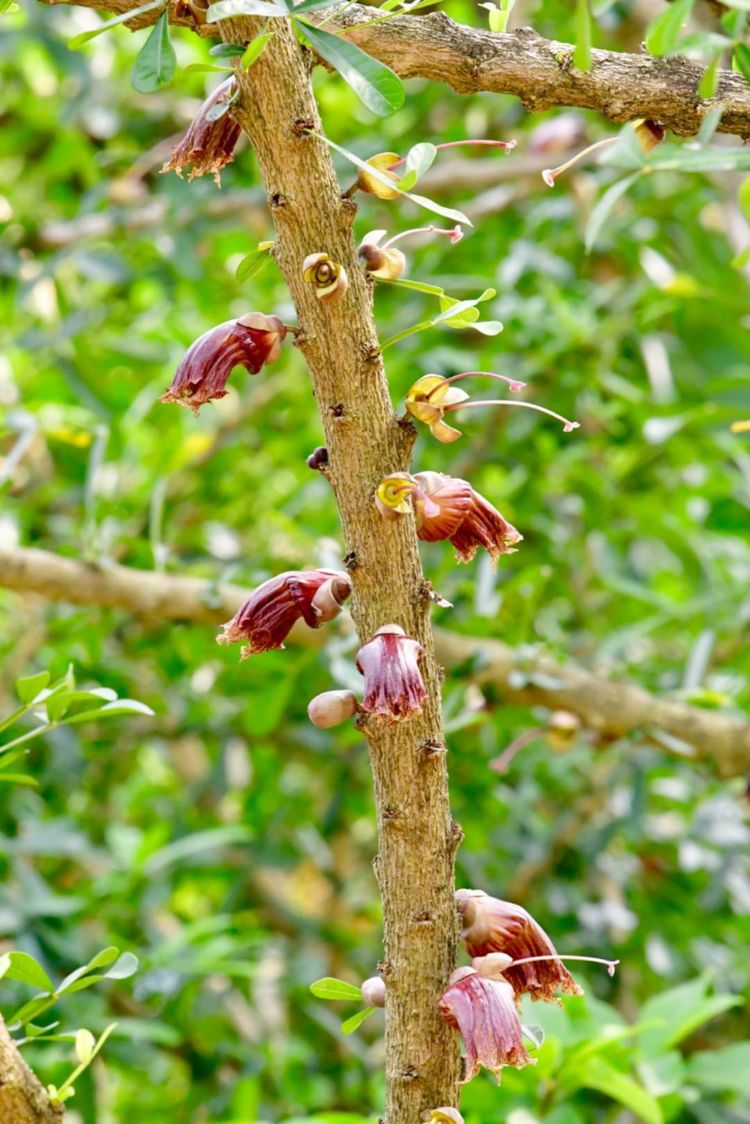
[39,0,750,139]
[3,545,748,777]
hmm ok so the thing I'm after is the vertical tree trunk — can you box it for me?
[224,18,462,1120]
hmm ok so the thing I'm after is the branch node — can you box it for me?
[420,738,447,759]
[343,550,359,571]
[292,117,316,137]
[270,192,288,209]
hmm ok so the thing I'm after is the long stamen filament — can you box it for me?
[509,953,620,977]
[388,139,516,171]
[437,371,526,393]
[382,225,463,249]
[542,136,618,186]
[446,399,580,432]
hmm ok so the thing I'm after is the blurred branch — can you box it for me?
[38,0,750,139]
[2,545,748,778]
[0,1016,63,1123]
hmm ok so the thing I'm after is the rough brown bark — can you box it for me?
[0,1017,64,1123]
[39,0,750,139]
[217,21,462,1118]
[3,545,749,777]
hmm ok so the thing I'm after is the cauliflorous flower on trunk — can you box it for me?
[455,889,582,1003]
[160,312,286,414]
[161,77,241,185]
[358,225,463,280]
[423,1110,464,1124]
[356,624,426,721]
[439,967,533,1082]
[217,570,352,659]
[375,471,521,565]
[307,689,359,729]
[405,372,578,442]
[360,976,386,1007]
[303,253,349,301]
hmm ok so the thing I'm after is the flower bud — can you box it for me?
[360,976,386,1007]
[358,241,407,280]
[307,690,359,729]
[161,77,241,184]
[471,952,513,979]
[303,253,349,301]
[306,446,329,471]
[357,152,401,199]
[634,118,665,154]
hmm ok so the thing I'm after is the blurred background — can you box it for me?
[1,0,749,1120]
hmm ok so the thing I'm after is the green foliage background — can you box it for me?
[1,0,749,1120]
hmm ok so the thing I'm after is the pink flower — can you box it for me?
[160,312,286,414]
[439,967,533,1082]
[456,890,582,1003]
[356,624,426,721]
[375,471,522,565]
[161,77,241,185]
[217,570,352,659]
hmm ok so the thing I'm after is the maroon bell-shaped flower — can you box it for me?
[376,471,522,565]
[456,889,582,1003]
[217,570,352,659]
[160,312,286,414]
[161,77,241,185]
[439,967,533,1082]
[356,624,426,722]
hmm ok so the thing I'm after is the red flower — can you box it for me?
[217,570,351,659]
[160,312,286,415]
[356,624,426,722]
[375,471,522,565]
[439,967,533,1082]
[161,77,241,185]
[456,889,582,1003]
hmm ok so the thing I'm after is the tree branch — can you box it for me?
[3,546,747,778]
[0,1016,63,1124]
[38,0,750,138]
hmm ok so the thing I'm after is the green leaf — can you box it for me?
[738,177,750,220]
[2,952,54,993]
[132,11,177,94]
[242,31,274,68]
[104,952,139,980]
[15,672,50,704]
[296,20,404,117]
[688,1042,750,1094]
[522,1024,545,1049]
[63,699,155,723]
[573,0,592,71]
[340,1007,376,1034]
[309,977,363,1001]
[75,1028,96,1065]
[637,975,741,1055]
[207,0,290,20]
[585,172,640,252]
[379,277,446,296]
[317,134,471,226]
[209,42,246,56]
[236,246,274,282]
[397,142,437,191]
[645,0,694,56]
[733,42,750,84]
[68,0,164,49]
[577,1057,663,1124]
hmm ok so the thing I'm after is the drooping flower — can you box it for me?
[360,976,386,1007]
[307,689,359,729]
[542,119,664,187]
[160,312,286,414]
[375,471,521,565]
[161,77,241,185]
[303,253,349,301]
[455,889,582,1003]
[405,371,578,442]
[217,570,352,659]
[356,624,426,722]
[438,967,533,1081]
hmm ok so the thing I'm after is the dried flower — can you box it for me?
[356,624,426,722]
[405,371,578,442]
[217,570,352,659]
[375,471,522,565]
[439,967,533,1081]
[160,312,286,414]
[303,253,349,301]
[161,77,241,185]
[423,1110,464,1124]
[360,976,386,1007]
[307,689,359,729]
[357,152,402,199]
[455,889,582,1003]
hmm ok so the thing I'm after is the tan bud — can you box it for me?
[360,976,386,1007]
[472,952,513,979]
[307,690,359,729]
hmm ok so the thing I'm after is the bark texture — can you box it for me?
[3,545,749,777]
[40,0,750,138]
[0,1017,63,1123]
[218,24,462,1117]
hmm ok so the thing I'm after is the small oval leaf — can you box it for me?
[309,977,363,1001]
